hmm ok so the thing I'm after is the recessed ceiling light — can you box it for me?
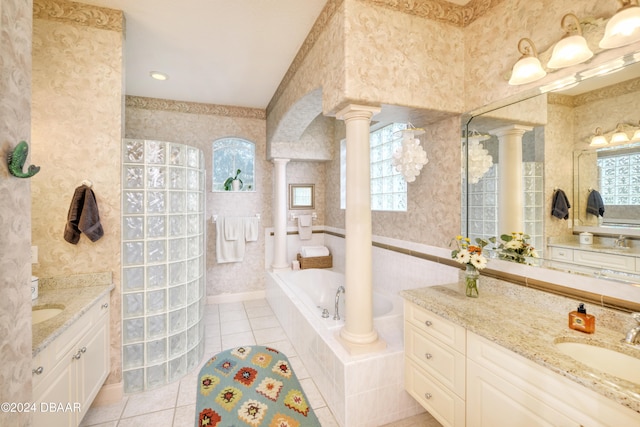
[150,71,169,81]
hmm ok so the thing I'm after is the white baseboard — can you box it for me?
[207,290,266,304]
[91,381,123,406]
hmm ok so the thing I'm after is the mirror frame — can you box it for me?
[289,184,315,209]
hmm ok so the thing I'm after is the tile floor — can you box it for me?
[80,299,441,427]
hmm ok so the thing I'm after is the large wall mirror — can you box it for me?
[462,51,640,285]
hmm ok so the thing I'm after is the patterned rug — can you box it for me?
[195,346,322,427]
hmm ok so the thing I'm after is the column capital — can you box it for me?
[490,124,533,138]
[335,104,381,121]
[272,158,290,165]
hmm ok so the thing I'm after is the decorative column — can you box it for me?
[272,158,290,270]
[492,125,532,235]
[336,104,386,354]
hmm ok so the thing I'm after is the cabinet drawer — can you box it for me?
[405,324,465,398]
[573,250,635,273]
[404,301,465,353]
[405,358,465,427]
[549,246,573,261]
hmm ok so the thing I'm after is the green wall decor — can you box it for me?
[8,141,40,178]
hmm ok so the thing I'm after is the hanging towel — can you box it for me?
[216,217,246,263]
[297,214,313,240]
[224,216,243,241]
[64,184,104,244]
[586,190,605,217]
[244,216,259,242]
[551,189,571,220]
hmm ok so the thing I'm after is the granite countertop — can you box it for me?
[32,284,114,357]
[400,278,640,415]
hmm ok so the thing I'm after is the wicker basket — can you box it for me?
[297,252,332,269]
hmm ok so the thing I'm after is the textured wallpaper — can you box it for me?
[0,0,34,424]
[31,0,124,385]
[125,100,272,297]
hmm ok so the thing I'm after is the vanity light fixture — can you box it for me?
[150,71,169,81]
[548,14,594,69]
[590,128,608,147]
[610,123,631,143]
[508,38,547,85]
[600,0,640,49]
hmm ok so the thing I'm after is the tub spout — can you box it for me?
[334,286,345,320]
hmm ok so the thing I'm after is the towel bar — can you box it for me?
[212,214,260,223]
[289,212,317,221]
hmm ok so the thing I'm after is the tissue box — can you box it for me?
[31,276,38,300]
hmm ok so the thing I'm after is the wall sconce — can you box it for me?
[509,38,547,85]
[610,123,631,143]
[600,0,640,48]
[548,13,594,69]
[392,127,428,183]
[590,122,640,147]
[590,128,608,147]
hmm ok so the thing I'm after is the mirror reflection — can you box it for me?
[462,56,640,283]
[289,184,315,209]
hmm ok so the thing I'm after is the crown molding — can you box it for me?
[33,0,124,33]
[126,96,266,120]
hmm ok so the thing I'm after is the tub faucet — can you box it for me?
[334,285,345,320]
[623,312,640,346]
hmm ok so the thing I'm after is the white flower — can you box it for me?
[456,250,471,264]
[470,253,487,269]
[504,240,523,250]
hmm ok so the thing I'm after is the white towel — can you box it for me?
[297,214,313,240]
[216,217,246,263]
[244,217,259,242]
[224,217,242,241]
[300,245,330,257]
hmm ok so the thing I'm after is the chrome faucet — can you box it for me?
[334,285,345,320]
[614,235,628,249]
[622,312,640,346]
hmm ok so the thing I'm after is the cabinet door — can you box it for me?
[467,359,580,427]
[33,350,76,427]
[77,315,110,424]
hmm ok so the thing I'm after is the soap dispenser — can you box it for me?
[568,303,595,334]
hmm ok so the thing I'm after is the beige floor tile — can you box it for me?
[121,382,179,418]
[173,404,196,427]
[80,398,128,426]
[118,408,175,427]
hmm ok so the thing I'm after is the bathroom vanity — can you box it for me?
[547,239,640,276]
[32,284,113,427]
[401,277,640,427]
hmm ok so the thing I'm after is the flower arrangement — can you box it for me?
[450,235,489,270]
[490,232,539,264]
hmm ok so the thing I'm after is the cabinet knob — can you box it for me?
[32,366,44,375]
[80,346,87,353]
[73,351,82,360]
[424,392,432,399]
[424,320,433,327]
[101,302,109,309]
[425,353,433,360]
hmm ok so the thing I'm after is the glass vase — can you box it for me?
[465,264,479,298]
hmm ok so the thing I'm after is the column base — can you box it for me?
[271,264,291,272]
[337,327,387,355]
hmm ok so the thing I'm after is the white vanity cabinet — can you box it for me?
[547,244,638,274]
[33,294,110,427]
[403,300,640,427]
[404,302,466,427]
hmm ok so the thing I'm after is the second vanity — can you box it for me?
[32,275,113,427]
[401,275,640,427]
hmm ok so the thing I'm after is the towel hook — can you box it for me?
[81,179,93,188]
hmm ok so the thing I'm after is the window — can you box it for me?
[340,123,408,211]
[598,151,640,205]
[212,138,255,192]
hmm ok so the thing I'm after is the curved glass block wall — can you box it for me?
[121,139,206,393]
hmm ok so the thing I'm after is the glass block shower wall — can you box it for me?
[121,139,206,393]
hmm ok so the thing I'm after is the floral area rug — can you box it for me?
[195,345,322,427]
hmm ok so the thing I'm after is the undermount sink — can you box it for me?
[32,306,64,324]
[555,341,640,384]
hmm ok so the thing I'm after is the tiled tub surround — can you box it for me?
[34,273,114,356]
[266,269,424,427]
[401,273,640,418]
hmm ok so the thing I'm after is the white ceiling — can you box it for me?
[80,0,328,109]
